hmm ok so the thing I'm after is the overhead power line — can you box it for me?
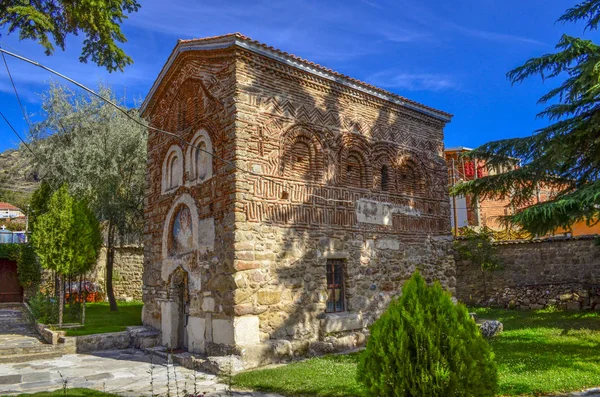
[0,46,356,205]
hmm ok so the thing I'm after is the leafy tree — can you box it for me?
[29,181,53,233]
[0,0,140,72]
[357,271,497,396]
[31,184,101,326]
[452,0,600,236]
[32,184,75,327]
[29,83,147,311]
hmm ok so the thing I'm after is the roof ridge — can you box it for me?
[174,33,452,119]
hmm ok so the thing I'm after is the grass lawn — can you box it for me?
[2,389,119,397]
[62,301,143,336]
[233,309,600,397]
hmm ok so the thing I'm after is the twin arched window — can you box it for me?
[186,130,213,184]
[162,146,184,193]
[162,130,213,194]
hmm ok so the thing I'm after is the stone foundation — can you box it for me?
[141,34,454,370]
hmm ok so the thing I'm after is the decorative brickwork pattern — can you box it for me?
[141,35,455,368]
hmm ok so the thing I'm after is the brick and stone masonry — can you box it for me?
[140,33,455,368]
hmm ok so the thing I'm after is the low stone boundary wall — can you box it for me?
[456,235,600,310]
[75,326,160,353]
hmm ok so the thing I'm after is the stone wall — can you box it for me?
[94,246,144,300]
[456,236,600,310]
[140,34,455,368]
[39,246,144,301]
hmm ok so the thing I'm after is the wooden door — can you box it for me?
[0,258,22,303]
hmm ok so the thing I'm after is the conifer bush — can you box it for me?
[357,271,497,396]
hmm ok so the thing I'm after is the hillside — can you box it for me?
[0,147,39,209]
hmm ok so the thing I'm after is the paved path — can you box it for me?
[0,304,44,351]
[0,349,282,396]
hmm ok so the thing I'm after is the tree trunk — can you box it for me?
[106,221,118,311]
[58,275,64,328]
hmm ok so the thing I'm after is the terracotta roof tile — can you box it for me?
[0,202,20,211]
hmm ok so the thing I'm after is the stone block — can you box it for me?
[234,316,260,346]
[186,316,206,353]
[566,301,581,311]
[202,297,215,312]
[320,312,365,333]
[376,239,400,250]
[477,320,503,338]
[309,341,335,355]
[257,290,282,305]
[212,318,234,345]
[291,339,310,356]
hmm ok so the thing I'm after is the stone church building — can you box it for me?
[140,33,454,368]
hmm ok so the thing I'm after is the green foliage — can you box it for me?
[28,292,59,324]
[29,181,53,233]
[454,227,502,271]
[233,309,600,397]
[356,272,498,397]
[451,0,600,236]
[32,184,76,274]
[28,83,147,310]
[63,301,143,336]
[29,84,147,244]
[0,0,140,71]
[0,242,20,261]
[31,184,101,277]
[17,243,41,290]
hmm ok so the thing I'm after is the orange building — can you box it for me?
[444,147,600,236]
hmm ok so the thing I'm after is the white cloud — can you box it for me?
[367,71,457,91]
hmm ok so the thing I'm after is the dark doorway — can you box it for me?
[0,259,22,303]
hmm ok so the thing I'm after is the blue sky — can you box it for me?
[0,0,593,153]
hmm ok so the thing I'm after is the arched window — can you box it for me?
[345,153,365,188]
[282,127,324,182]
[291,140,312,179]
[162,145,184,193]
[399,160,424,196]
[186,129,213,184]
[381,165,390,192]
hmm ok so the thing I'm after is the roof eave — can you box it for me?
[140,36,453,123]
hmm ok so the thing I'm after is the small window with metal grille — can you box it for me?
[326,259,345,313]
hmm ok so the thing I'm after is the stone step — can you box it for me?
[0,344,75,363]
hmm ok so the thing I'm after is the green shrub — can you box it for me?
[28,292,59,324]
[357,271,498,397]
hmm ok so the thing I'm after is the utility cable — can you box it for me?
[0,46,356,205]
[1,50,31,129]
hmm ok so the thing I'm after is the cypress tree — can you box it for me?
[357,272,497,397]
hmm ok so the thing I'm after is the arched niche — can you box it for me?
[161,193,200,260]
[185,129,213,185]
[162,145,184,194]
[281,126,325,182]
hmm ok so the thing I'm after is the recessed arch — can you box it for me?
[185,129,213,184]
[281,126,325,182]
[162,145,184,194]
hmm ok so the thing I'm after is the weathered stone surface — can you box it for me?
[75,332,130,353]
[478,320,503,338]
[320,312,365,333]
[141,34,454,369]
[456,237,600,310]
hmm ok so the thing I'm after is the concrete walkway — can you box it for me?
[0,349,282,396]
